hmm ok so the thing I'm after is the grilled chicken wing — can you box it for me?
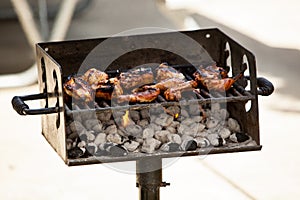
[164,80,198,101]
[117,87,160,103]
[193,64,243,91]
[155,63,185,82]
[199,74,243,91]
[120,67,154,89]
[196,64,228,80]
[82,68,109,90]
[63,76,94,103]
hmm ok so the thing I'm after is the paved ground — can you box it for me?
[1,0,300,199]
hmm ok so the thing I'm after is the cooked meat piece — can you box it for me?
[150,78,186,91]
[95,78,123,100]
[155,63,185,82]
[194,70,243,91]
[164,80,198,101]
[194,64,228,83]
[120,67,154,89]
[201,74,243,91]
[117,87,160,103]
[81,68,109,90]
[63,76,94,103]
[193,64,244,91]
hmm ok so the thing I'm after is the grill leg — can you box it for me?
[136,158,169,200]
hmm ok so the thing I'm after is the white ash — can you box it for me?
[177,124,188,135]
[66,104,252,157]
[188,104,203,116]
[140,109,150,119]
[135,137,144,144]
[192,116,203,123]
[112,110,126,118]
[123,141,140,152]
[166,133,181,144]
[97,111,112,122]
[86,131,96,141]
[148,123,162,132]
[206,134,225,147]
[94,133,107,146]
[180,109,189,118]
[191,123,206,133]
[117,128,127,137]
[77,140,86,148]
[69,121,86,133]
[154,113,173,127]
[181,134,193,141]
[141,138,161,154]
[182,118,194,126]
[137,119,149,128]
[206,117,219,129]
[178,124,197,137]
[170,121,180,128]
[166,126,176,134]
[227,118,241,133]
[103,120,115,127]
[125,124,143,137]
[218,127,231,139]
[166,106,180,116]
[154,130,170,143]
[107,133,124,144]
[129,110,140,122]
[142,127,155,139]
[84,119,101,130]
[104,124,118,135]
[196,130,209,138]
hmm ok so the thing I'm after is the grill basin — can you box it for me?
[12,28,274,166]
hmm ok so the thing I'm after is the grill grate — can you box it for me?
[64,64,255,115]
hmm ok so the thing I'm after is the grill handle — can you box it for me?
[256,77,274,96]
[245,76,274,96]
[12,93,60,115]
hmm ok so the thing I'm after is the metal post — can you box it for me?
[136,158,169,200]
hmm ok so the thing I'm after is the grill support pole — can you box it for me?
[136,158,169,200]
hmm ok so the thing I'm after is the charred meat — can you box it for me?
[193,64,243,91]
[120,67,154,89]
[95,78,123,100]
[155,63,185,82]
[164,80,198,101]
[117,86,160,103]
[63,76,94,103]
[82,68,109,90]
[147,78,186,91]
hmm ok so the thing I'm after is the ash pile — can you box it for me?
[66,103,256,159]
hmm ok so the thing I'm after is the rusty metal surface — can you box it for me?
[35,28,262,166]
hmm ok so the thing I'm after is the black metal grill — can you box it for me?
[12,28,274,166]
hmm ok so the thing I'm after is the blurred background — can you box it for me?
[0,0,300,199]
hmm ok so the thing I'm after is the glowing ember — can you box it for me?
[174,113,179,119]
[122,110,131,127]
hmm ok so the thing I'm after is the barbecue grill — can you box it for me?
[12,28,273,200]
